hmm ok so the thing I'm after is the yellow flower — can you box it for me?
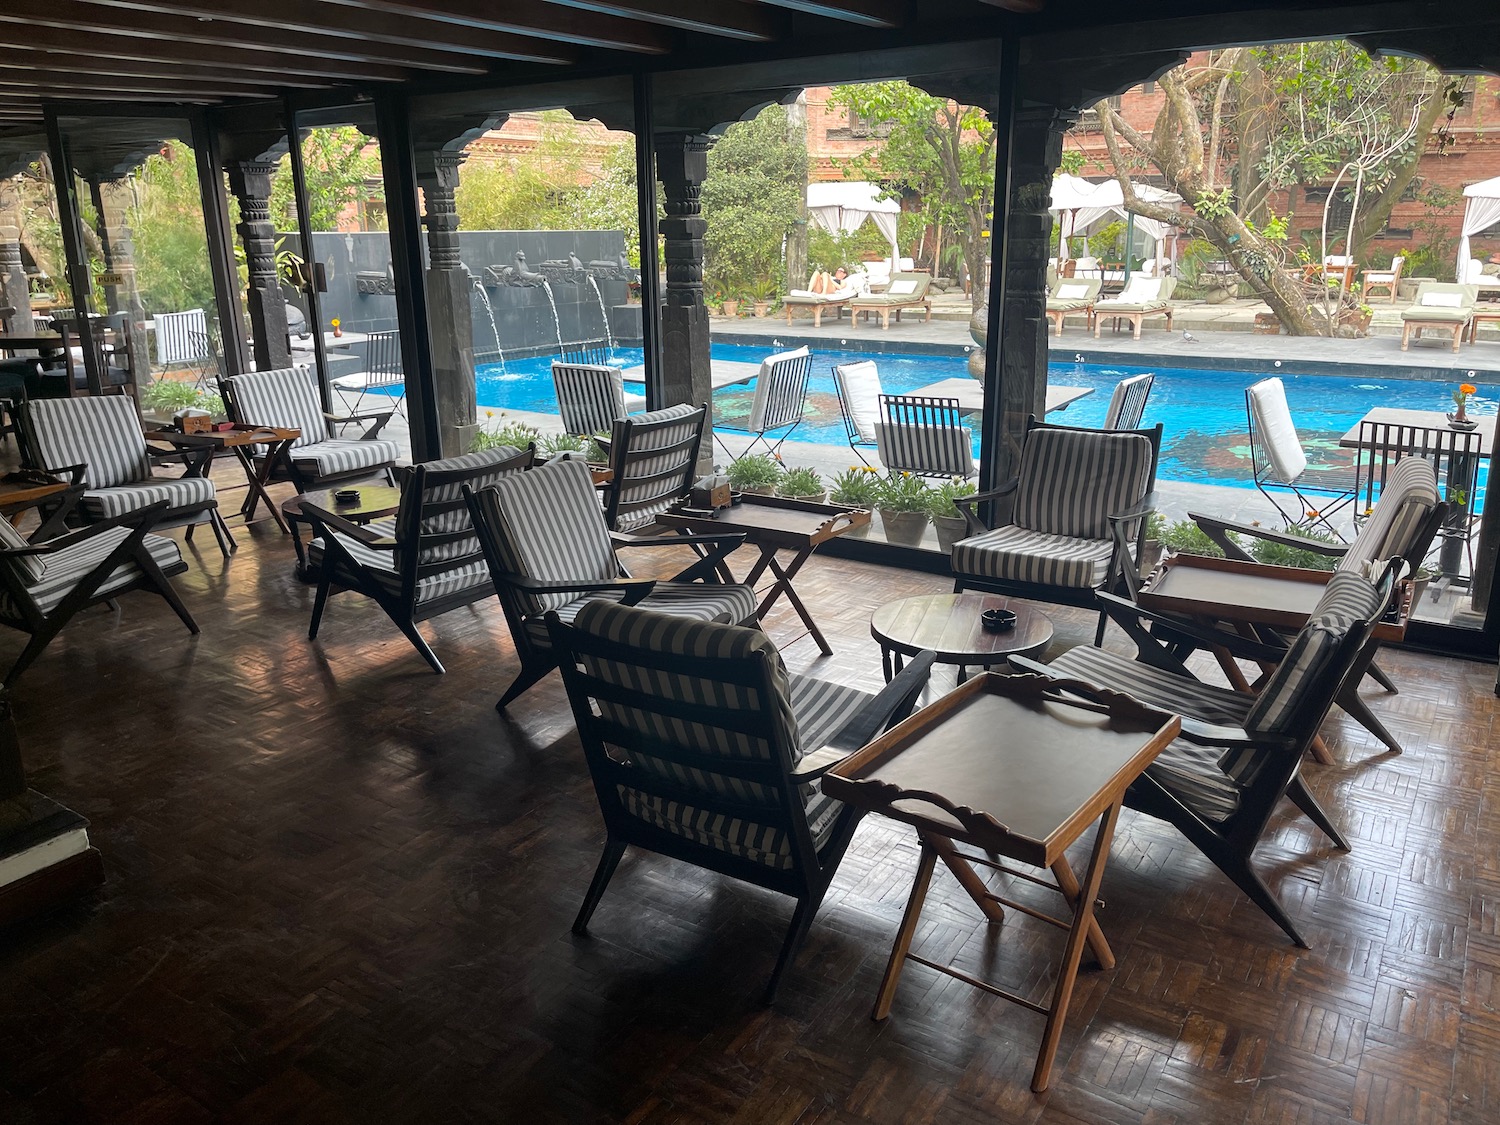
[331,318,340,328]
[486,409,494,418]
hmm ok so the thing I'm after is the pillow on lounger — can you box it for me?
[1056,283,1091,299]
[888,279,919,296]
[1420,292,1464,308]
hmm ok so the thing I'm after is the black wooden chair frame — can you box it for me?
[600,403,707,532]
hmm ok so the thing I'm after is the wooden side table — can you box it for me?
[871,593,1052,683]
[823,674,1178,1092]
[282,485,402,578]
[143,424,301,532]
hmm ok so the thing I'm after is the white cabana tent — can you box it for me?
[1458,175,1500,276]
[1049,175,1184,273]
[806,181,901,269]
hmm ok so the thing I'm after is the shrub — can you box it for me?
[926,478,977,520]
[874,472,932,513]
[776,466,823,497]
[471,412,540,453]
[538,432,586,456]
[141,379,224,418]
[1159,518,1230,558]
[1249,525,1341,571]
[724,453,783,491]
[828,466,880,506]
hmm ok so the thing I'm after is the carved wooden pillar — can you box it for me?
[417,149,476,457]
[993,104,1073,482]
[227,160,290,371]
[656,133,714,469]
[0,225,28,336]
[93,186,150,377]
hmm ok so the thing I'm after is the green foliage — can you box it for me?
[140,379,224,418]
[828,80,995,308]
[807,224,888,273]
[1087,220,1127,262]
[1159,519,1229,558]
[828,466,880,506]
[538,431,586,456]
[128,142,218,318]
[1058,149,1087,176]
[455,113,641,265]
[471,412,540,453]
[270,126,383,234]
[1248,526,1341,570]
[1402,184,1463,282]
[724,453,783,490]
[874,472,932,513]
[702,105,805,295]
[925,478,977,520]
[776,466,823,497]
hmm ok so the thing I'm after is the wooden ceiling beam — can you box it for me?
[87,0,597,61]
[755,0,907,29]
[541,0,781,40]
[0,2,508,73]
[0,53,330,89]
[327,0,673,52]
[0,73,283,98]
[0,28,417,82]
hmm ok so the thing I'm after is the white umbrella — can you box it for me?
[806,181,901,272]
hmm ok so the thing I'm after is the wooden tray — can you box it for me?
[662,493,869,548]
[822,674,1178,867]
[1139,553,1407,641]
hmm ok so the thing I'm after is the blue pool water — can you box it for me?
[475,344,1495,499]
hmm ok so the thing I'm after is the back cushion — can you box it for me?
[833,361,882,444]
[748,347,809,432]
[405,446,528,566]
[1115,277,1161,303]
[227,366,328,449]
[611,403,702,530]
[1421,291,1463,308]
[1247,378,1308,484]
[485,458,617,614]
[1013,426,1153,540]
[1338,455,1438,575]
[1055,283,1092,300]
[1245,571,1384,735]
[26,395,150,488]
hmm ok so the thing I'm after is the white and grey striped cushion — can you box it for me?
[486,458,620,615]
[0,527,183,620]
[78,477,216,522]
[553,362,626,436]
[747,347,811,432]
[26,396,152,487]
[575,601,864,868]
[524,582,757,645]
[0,516,43,584]
[312,529,493,607]
[611,403,700,531]
[1340,455,1438,574]
[289,438,401,478]
[874,419,974,478]
[1013,427,1153,540]
[227,366,330,450]
[407,446,526,565]
[153,309,209,367]
[951,525,1115,588]
[1046,645,1252,726]
[1245,570,1383,735]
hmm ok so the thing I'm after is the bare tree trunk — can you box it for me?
[784,92,809,290]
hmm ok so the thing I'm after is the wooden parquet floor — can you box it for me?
[0,493,1497,1124]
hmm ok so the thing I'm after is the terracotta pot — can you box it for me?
[878,508,929,547]
[721,299,740,317]
[753,301,770,317]
[932,514,969,554]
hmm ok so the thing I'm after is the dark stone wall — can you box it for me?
[280,229,641,365]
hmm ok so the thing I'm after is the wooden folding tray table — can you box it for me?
[823,674,1178,1092]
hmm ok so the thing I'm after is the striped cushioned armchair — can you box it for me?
[20,394,233,558]
[601,402,707,532]
[548,599,933,1003]
[222,365,400,492]
[951,415,1161,643]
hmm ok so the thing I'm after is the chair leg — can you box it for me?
[393,617,445,674]
[496,657,555,712]
[1285,775,1350,850]
[1335,684,1404,756]
[308,573,334,640]
[764,894,820,1006]
[1093,606,1108,647]
[208,509,236,557]
[1364,660,1398,693]
[572,839,627,935]
[153,578,201,636]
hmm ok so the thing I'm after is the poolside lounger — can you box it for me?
[782,280,861,328]
[1045,278,1102,336]
[1093,276,1176,339]
[1400,282,1478,352]
[848,272,933,330]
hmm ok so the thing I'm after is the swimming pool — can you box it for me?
[474,344,1495,496]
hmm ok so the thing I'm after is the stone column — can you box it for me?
[993,104,1073,483]
[227,161,290,372]
[0,225,28,336]
[417,150,476,457]
[655,133,714,470]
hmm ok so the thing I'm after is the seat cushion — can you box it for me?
[523,582,758,646]
[0,514,43,584]
[952,525,1115,589]
[79,476,216,522]
[1046,645,1252,726]
[0,527,183,619]
[1400,306,1469,323]
[288,438,401,480]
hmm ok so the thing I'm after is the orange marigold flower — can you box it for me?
[1460,383,1477,396]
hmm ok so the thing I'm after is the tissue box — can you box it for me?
[690,476,732,510]
[177,414,213,434]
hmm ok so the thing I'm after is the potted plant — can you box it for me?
[1139,511,1167,577]
[926,478,978,553]
[874,472,932,547]
[776,465,823,502]
[828,466,880,537]
[1159,518,1230,559]
[725,453,782,495]
[750,277,779,318]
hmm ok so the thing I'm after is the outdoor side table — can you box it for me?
[282,485,402,579]
[659,494,868,655]
[822,673,1178,1093]
[871,592,1052,683]
[143,425,302,533]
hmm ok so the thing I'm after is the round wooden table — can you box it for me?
[870,593,1053,683]
[282,485,402,579]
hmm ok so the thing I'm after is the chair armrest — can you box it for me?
[325,408,393,438]
[788,746,850,783]
[504,573,658,601]
[298,503,397,548]
[611,531,747,552]
[1177,717,1294,753]
[1187,511,1349,564]
[953,479,1018,533]
[1107,491,1158,526]
[0,499,170,556]
[38,463,87,486]
[822,650,937,753]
